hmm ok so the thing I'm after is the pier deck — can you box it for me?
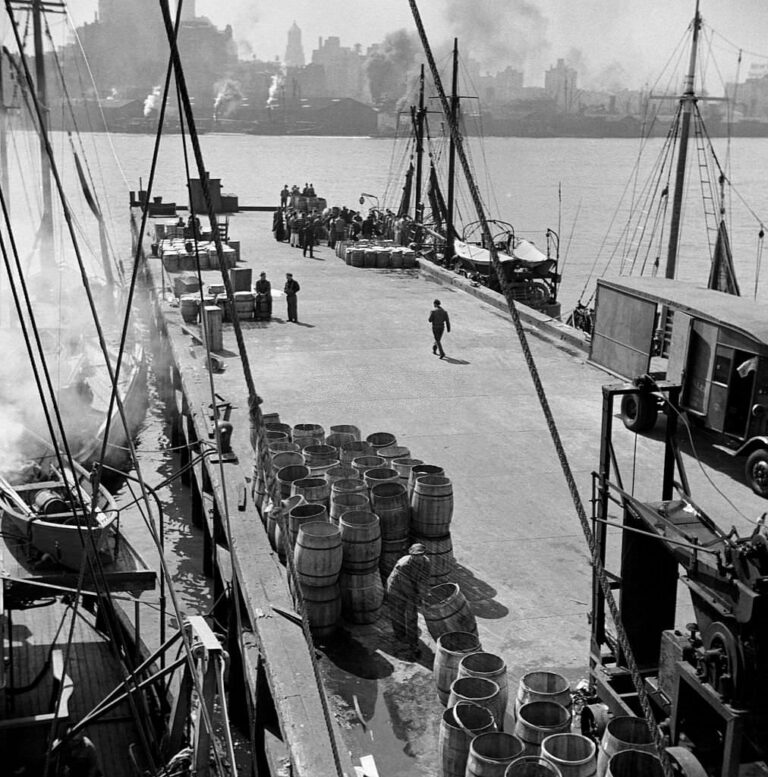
[142,210,764,776]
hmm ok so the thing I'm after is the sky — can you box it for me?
[57,1,768,90]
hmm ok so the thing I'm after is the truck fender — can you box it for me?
[732,436,768,458]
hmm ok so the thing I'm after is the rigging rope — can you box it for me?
[408,2,674,774]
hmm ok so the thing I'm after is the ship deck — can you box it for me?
[143,210,765,776]
[1,598,143,777]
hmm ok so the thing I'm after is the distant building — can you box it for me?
[545,59,578,112]
[58,0,235,115]
[309,37,368,102]
[285,22,305,69]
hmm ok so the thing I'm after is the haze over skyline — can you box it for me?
[55,1,768,90]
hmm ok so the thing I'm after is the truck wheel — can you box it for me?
[745,449,768,497]
[620,393,658,432]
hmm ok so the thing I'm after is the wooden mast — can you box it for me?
[31,0,55,248]
[665,0,701,280]
[0,50,8,210]
[413,64,425,223]
[444,38,459,266]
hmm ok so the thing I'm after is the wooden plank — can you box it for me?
[163,306,354,777]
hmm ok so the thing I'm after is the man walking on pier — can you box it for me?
[429,299,450,358]
[284,273,300,323]
[386,543,431,656]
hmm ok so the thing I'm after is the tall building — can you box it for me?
[310,37,368,101]
[545,59,578,112]
[285,22,305,68]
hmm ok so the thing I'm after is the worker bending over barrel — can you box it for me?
[386,543,431,656]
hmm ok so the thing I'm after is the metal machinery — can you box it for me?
[588,381,768,776]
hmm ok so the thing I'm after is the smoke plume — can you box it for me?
[365,29,419,106]
[213,79,243,119]
[143,85,162,117]
[444,0,550,77]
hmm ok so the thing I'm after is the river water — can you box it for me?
[79,131,768,316]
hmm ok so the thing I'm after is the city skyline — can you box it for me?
[58,0,768,90]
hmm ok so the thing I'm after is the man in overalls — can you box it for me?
[386,543,431,656]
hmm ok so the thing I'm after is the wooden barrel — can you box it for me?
[516,672,572,719]
[339,511,381,574]
[363,248,376,268]
[411,533,455,585]
[340,440,374,464]
[307,460,340,480]
[294,521,343,587]
[330,479,368,515]
[459,653,509,726]
[350,249,365,267]
[298,581,340,639]
[375,444,411,463]
[370,482,410,541]
[276,464,310,499]
[363,467,400,492]
[448,677,501,726]
[439,702,497,777]
[366,431,397,449]
[466,733,526,777]
[434,631,482,705]
[326,432,354,449]
[324,464,358,486]
[291,477,330,507]
[269,441,301,454]
[514,702,572,756]
[271,451,304,470]
[266,430,289,445]
[265,422,292,440]
[390,249,404,269]
[605,750,663,777]
[423,582,477,639]
[288,502,328,549]
[293,423,325,449]
[179,294,200,323]
[330,491,370,524]
[505,756,563,776]
[303,444,338,466]
[351,455,386,477]
[379,537,410,581]
[540,734,597,777]
[376,249,390,268]
[407,464,445,498]
[596,717,654,777]
[329,423,361,442]
[392,457,424,484]
[339,570,384,624]
[411,475,454,537]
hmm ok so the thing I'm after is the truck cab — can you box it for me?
[589,277,768,495]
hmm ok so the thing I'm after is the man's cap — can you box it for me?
[434,299,441,306]
[409,543,427,555]
[260,272,266,277]
[286,272,292,277]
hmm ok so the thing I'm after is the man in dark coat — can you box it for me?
[385,543,431,655]
[302,218,316,258]
[428,299,451,358]
[284,273,300,323]
[255,271,272,319]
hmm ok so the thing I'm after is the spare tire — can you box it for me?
[620,392,658,432]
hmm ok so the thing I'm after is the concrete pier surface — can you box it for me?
[143,211,765,776]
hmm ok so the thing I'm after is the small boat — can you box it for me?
[0,450,119,571]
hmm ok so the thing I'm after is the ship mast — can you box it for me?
[444,38,459,266]
[413,64,425,223]
[0,50,8,207]
[665,0,701,280]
